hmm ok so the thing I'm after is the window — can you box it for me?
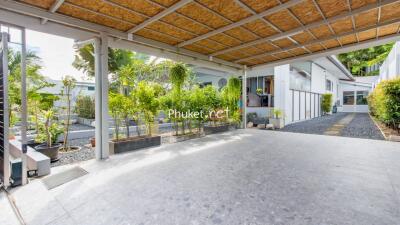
[87,86,95,91]
[289,67,311,91]
[343,91,354,105]
[356,91,368,105]
[326,79,332,91]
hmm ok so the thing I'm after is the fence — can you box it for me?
[289,89,322,123]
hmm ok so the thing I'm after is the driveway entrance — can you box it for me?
[280,113,385,140]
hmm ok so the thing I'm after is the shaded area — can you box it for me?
[8,130,400,225]
[341,113,384,140]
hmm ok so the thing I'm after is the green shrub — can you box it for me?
[74,95,95,119]
[369,78,400,124]
[321,93,332,114]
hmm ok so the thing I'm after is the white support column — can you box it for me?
[20,28,28,185]
[93,38,102,160]
[2,32,10,187]
[100,33,109,159]
[242,66,247,129]
[93,36,109,160]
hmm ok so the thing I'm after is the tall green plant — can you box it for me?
[221,77,241,123]
[321,93,333,114]
[61,76,76,151]
[109,93,125,140]
[369,78,400,124]
[74,95,95,119]
[136,81,162,136]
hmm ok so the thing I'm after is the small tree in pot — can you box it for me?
[321,93,333,115]
[60,75,76,151]
[35,109,63,162]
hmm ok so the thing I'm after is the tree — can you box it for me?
[136,81,162,136]
[109,93,125,141]
[221,77,241,124]
[321,93,333,114]
[61,76,76,151]
[338,43,394,76]
[73,45,149,77]
[7,49,53,126]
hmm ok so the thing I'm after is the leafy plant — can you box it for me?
[321,93,333,114]
[369,78,400,125]
[221,77,241,123]
[61,76,76,151]
[273,109,283,119]
[109,93,125,141]
[256,88,263,95]
[74,95,95,119]
[35,110,63,147]
[136,81,162,136]
[338,43,394,76]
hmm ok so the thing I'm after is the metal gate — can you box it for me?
[289,89,322,123]
[0,32,9,186]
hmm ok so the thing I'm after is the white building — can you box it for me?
[196,55,374,125]
[39,78,95,108]
[376,41,400,85]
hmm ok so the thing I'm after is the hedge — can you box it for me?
[321,93,333,114]
[368,77,400,125]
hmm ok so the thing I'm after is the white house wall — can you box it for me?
[378,41,400,84]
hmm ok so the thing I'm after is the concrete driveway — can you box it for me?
[4,129,400,225]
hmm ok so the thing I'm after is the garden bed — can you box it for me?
[370,115,400,142]
[162,131,204,144]
[109,135,161,154]
[203,123,236,135]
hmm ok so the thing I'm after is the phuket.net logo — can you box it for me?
[168,108,229,120]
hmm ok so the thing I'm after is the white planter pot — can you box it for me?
[270,118,284,129]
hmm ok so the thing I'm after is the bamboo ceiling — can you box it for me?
[16,0,400,67]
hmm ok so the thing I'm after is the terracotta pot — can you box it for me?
[90,137,95,147]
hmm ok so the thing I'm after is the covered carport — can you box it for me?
[1,0,400,187]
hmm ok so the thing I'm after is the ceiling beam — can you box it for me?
[126,0,192,34]
[0,0,242,70]
[176,0,303,47]
[40,0,64,24]
[211,0,398,56]
[235,17,400,63]
[250,32,400,69]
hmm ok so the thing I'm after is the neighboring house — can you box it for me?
[196,55,374,126]
[39,78,95,109]
[376,41,400,85]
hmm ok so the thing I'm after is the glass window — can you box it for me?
[326,79,332,91]
[356,91,368,105]
[343,91,354,105]
[289,67,311,91]
[88,86,95,91]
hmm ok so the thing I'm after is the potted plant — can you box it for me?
[34,110,63,162]
[256,88,263,95]
[60,75,80,152]
[108,81,162,154]
[270,108,285,129]
[321,93,333,115]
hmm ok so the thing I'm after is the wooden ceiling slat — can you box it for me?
[290,0,323,24]
[196,0,252,22]
[331,17,354,34]
[66,0,147,25]
[12,0,400,68]
[316,0,349,18]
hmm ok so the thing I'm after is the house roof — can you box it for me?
[354,75,378,84]
[1,0,400,70]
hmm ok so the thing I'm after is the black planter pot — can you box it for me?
[35,143,61,162]
[203,124,230,135]
[109,136,161,154]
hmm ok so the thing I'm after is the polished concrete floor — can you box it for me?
[4,129,400,225]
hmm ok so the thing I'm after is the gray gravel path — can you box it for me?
[280,113,384,140]
[341,113,384,140]
[279,113,348,134]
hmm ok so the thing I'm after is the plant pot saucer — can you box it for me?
[59,146,82,153]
